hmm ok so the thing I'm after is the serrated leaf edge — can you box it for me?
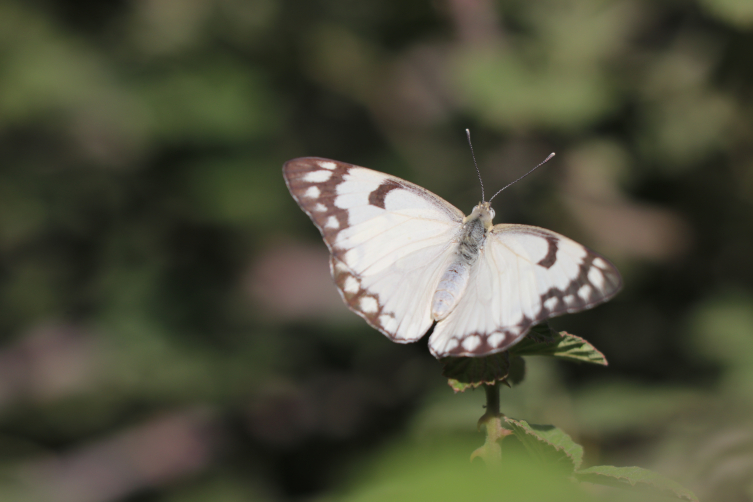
[574,465,699,502]
[510,331,608,366]
[504,418,583,471]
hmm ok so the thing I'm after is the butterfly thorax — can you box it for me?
[431,202,495,322]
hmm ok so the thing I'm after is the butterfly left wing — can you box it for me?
[428,224,622,358]
[284,157,464,344]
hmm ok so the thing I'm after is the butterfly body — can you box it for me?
[283,157,621,358]
[432,202,493,321]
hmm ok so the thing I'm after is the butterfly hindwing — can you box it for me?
[428,225,622,358]
[284,157,464,342]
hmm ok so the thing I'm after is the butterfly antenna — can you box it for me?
[466,129,485,202]
[488,152,556,202]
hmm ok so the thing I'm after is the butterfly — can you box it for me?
[283,156,621,358]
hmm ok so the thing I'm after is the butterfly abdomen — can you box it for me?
[431,213,488,321]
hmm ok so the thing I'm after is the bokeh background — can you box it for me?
[1,0,753,501]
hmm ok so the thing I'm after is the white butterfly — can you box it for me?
[283,157,621,358]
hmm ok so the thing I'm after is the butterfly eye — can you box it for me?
[489,208,495,220]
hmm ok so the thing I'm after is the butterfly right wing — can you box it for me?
[428,224,622,358]
[283,157,464,343]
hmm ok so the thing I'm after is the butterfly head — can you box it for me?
[465,201,495,230]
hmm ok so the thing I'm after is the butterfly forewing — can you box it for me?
[428,225,622,357]
[283,157,464,343]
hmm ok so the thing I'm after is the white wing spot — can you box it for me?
[445,338,459,352]
[343,276,359,294]
[313,203,327,212]
[544,297,559,311]
[359,296,379,314]
[304,186,320,198]
[488,333,506,348]
[333,191,370,210]
[325,216,339,229]
[564,295,577,307]
[593,257,607,269]
[578,284,593,302]
[588,267,605,289]
[461,335,481,352]
[318,161,337,170]
[303,170,333,183]
[379,314,397,333]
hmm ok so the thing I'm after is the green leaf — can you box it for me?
[503,417,584,472]
[575,465,698,501]
[510,330,608,366]
[441,325,605,391]
[338,437,592,502]
[441,352,510,392]
[527,322,561,340]
[507,355,526,386]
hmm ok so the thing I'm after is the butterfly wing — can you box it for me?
[283,157,464,343]
[428,224,622,358]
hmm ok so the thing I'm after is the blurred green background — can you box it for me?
[1,0,752,501]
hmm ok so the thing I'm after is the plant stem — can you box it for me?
[484,380,500,416]
[471,381,511,465]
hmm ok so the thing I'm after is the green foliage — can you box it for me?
[575,466,699,502]
[501,418,697,501]
[504,417,583,472]
[450,343,696,500]
[336,437,594,502]
[511,328,608,366]
[442,352,514,392]
[443,324,606,391]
